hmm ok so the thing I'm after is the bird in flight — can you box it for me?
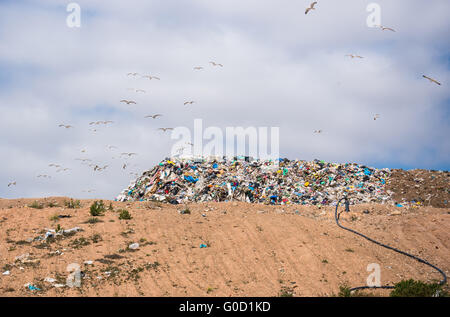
[83,189,95,193]
[184,101,195,106]
[305,2,317,15]
[423,75,441,86]
[209,62,223,67]
[376,25,396,32]
[158,128,174,132]
[57,168,70,173]
[107,145,117,150]
[49,164,61,168]
[93,165,108,171]
[373,114,381,121]
[120,100,137,105]
[142,75,160,80]
[37,174,51,178]
[145,114,162,119]
[135,89,146,93]
[313,130,323,134]
[76,158,92,162]
[346,54,364,59]
[122,163,127,170]
[7,181,16,187]
[58,124,74,129]
[127,72,140,77]
[121,152,138,157]
[194,67,204,70]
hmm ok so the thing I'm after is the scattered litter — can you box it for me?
[44,277,56,284]
[34,227,83,241]
[84,260,94,265]
[2,271,10,276]
[25,283,41,291]
[200,243,208,248]
[128,243,140,250]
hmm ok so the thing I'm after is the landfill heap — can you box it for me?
[116,157,393,206]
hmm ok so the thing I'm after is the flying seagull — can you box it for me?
[158,128,174,132]
[305,2,317,15]
[376,25,396,32]
[120,100,137,105]
[49,164,61,168]
[93,165,108,171]
[58,124,74,129]
[209,62,223,67]
[56,168,70,172]
[373,114,381,121]
[194,67,204,70]
[313,130,323,134]
[144,114,162,119]
[7,181,16,187]
[121,152,138,157]
[127,72,140,77]
[346,54,364,59]
[184,101,195,106]
[423,75,441,86]
[37,174,51,178]
[142,75,160,80]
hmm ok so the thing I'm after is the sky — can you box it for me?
[0,0,449,199]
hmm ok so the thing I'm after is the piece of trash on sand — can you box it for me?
[200,243,208,248]
[25,283,41,291]
[2,271,10,276]
[44,277,56,284]
[128,243,140,250]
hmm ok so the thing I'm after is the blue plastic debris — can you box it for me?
[200,244,208,248]
[28,284,41,291]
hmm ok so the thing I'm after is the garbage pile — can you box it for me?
[116,158,393,206]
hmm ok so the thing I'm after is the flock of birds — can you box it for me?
[6,2,443,190]
[304,1,442,135]
[6,60,224,190]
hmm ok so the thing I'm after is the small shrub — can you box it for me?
[69,237,91,249]
[338,285,352,297]
[390,279,448,297]
[86,217,101,224]
[279,286,294,297]
[28,201,44,209]
[118,209,132,220]
[91,234,102,243]
[65,199,81,209]
[90,201,106,216]
[49,214,59,222]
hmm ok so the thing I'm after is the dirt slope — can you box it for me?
[0,198,449,297]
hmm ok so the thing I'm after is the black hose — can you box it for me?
[334,198,447,292]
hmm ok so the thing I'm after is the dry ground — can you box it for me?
[0,197,449,297]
